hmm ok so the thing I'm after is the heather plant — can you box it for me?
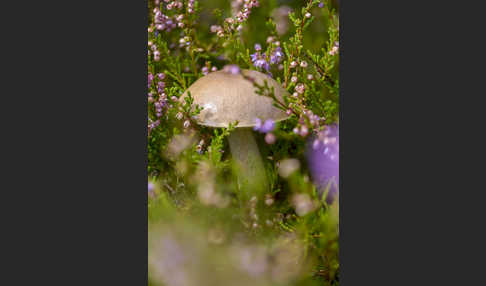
[148,0,339,285]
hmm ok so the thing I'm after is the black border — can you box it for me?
[4,0,148,284]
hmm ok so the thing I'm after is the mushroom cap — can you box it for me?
[181,69,290,128]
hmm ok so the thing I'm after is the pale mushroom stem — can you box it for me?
[227,128,268,193]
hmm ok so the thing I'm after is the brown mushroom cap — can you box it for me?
[182,69,290,128]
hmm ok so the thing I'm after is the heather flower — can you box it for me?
[210,25,222,33]
[148,73,154,88]
[148,119,160,133]
[295,83,305,94]
[329,46,338,55]
[196,139,205,154]
[299,125,308,137]
[250,52,258,63]
[253,118,262,131]
[250,50,270,71]
[307,124,339,204]
[305,12,311,18]
[187,0,195,13]
[148,182,155,197]
[278,158,300,178]
[201,66,209,75]
[263,120,275,132]
[254,118,275,133]
[319,2,324,8]
[254,58,270,71]
[292,193,317,216]
[223,64,241,74]
[153,50,160,61]
[329,41,339,55]
[254,43,262,51]
[265,133,276,144]
[300,61,308,68]
[269,47,284,64]
[157,81,165,92]
[309,114,321,126]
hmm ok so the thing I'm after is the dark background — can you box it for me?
[1,0,485,285]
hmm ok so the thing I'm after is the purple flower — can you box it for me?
[253,118,262,131]
[307,124,339,204]
[157,81,165,91]
[254,58,270,71]
[223,64,241,75]
[254,118,275,133]
[148,181,156,198]
[250,44,271,71]
[261,119,275,133]
[148,73,154,88]
[270,47,283,64]
[318,2,324,8]
[201,66,209,75]
[250,52,259,63]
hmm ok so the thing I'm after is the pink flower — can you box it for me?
[265,133,276,144]
[295,83,305,94]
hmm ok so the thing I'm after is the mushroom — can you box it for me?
[182,69,290,192]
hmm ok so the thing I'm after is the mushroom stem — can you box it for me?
[227,128,268,193]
